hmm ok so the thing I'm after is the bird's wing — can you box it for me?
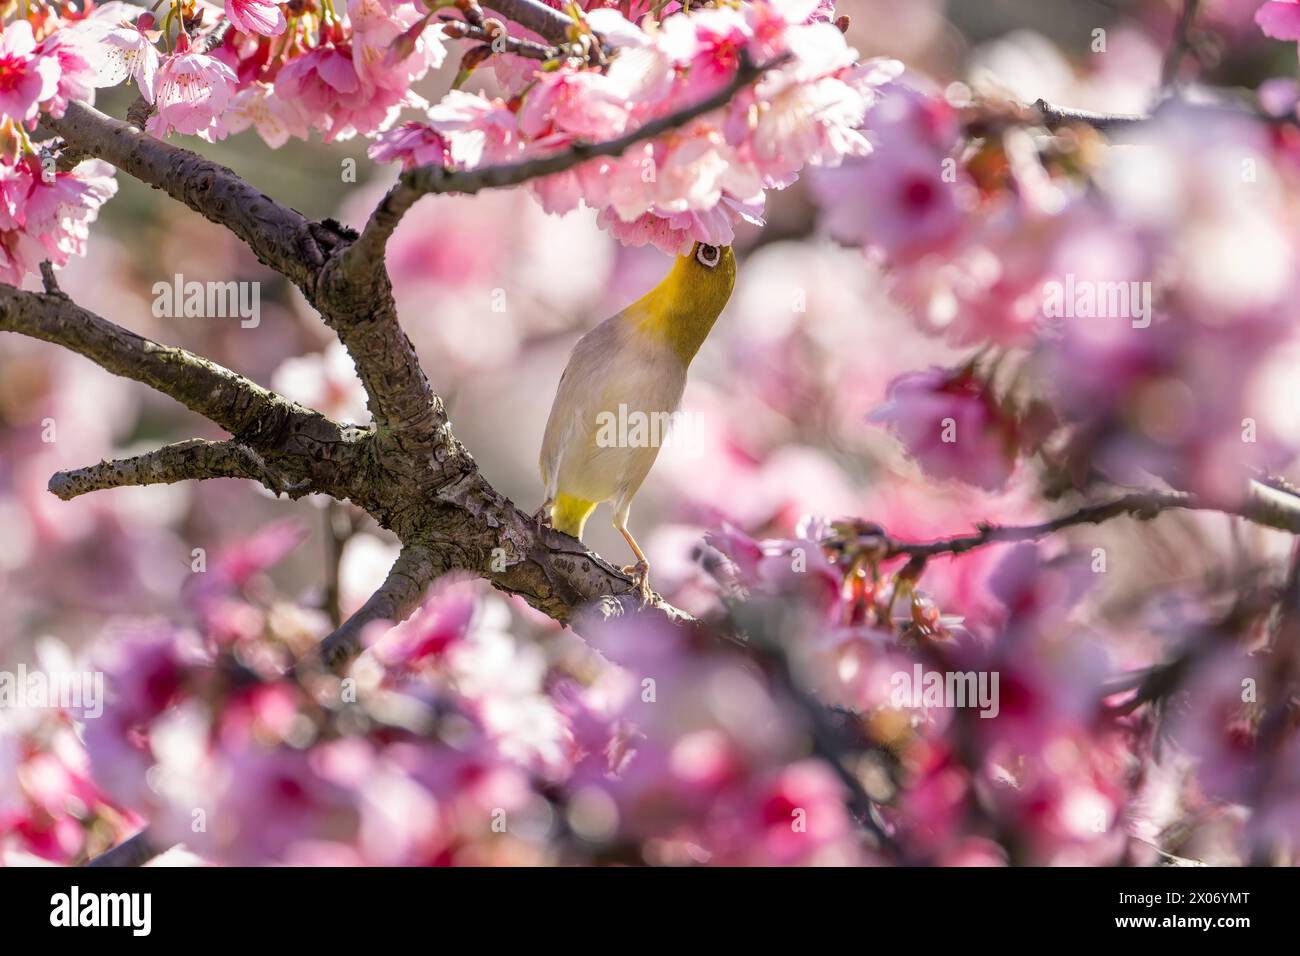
[539,315,627,497]
[542,314,691,504]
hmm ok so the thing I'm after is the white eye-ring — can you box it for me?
[696,244,720,268]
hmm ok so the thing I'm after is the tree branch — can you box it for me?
[484,0,582,46]
[39,260,63,296]
[307,543,443,672]
[28,36,848,873]
[1030,98,1150,131]
[1161,0,1202,92]
[1026,94,1291,134]
[312,260,451,443]
[42,101,329,288]
[0,285,363,498]
[1,286,300,441]
[48,438,311,501]
[440,16,560,60]
[875,483,1300,562]
[85,828,159,867]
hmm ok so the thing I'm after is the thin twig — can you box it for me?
[344,51,791,272]
[1031,98,1150,131]
[323,501,354,628]
[440,16,561,60]
[880,484,1300,562]
[1160,0,1202,92]
[39,260,63,296]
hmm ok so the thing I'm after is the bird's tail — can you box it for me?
[552,493,597,539]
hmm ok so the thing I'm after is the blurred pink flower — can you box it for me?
[870,367,1020,491]
[82,626,190,810]
[1256,0,1300,40]
[369,575,479,670]
[812,85,973,262]
[271,341,370,424]
[184,745,362,865]
[215,81,310,148]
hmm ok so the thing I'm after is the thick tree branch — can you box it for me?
[312,261,451,444]
[48,438,311,501]
[1,286,296,441]
[42,102,329,287]
[0,285,363,498]
[308,543,443,672]
[41,96,444,442]
[85,828,159,867]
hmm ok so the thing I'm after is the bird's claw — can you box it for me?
[622,561,654,606]
[532,502,553,532]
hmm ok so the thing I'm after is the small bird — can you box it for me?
[539,242,737,602]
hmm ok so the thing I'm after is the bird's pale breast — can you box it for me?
[540,315,688,510]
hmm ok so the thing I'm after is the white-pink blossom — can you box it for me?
[145,38,237,140]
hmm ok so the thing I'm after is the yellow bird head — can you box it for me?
[633,242,737,365]
[680,241,737,308]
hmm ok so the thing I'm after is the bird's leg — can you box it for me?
[616,524,654,605]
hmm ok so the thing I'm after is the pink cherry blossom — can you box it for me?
[272,39,417,142]
[214,81,311,148]
[365,1,900,253]
[348,0,446,91]
[35,29,99,118]
[367,121,453,170]
[0,156,117,284]
[145,38,238,140]
[425,89,522,167]
[1256,0,1300,40]
[869,366,1022,491]
[0,21,61,124]
[225,0,287,38]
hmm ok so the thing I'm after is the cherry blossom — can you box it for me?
[224,0,286,38]
[145,35,238,140]
[869,366,1023,491]
[0,21,60,124]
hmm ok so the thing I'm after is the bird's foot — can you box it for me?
[532,502,553,532]
[622,561,654,606]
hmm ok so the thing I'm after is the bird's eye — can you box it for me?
[695,244,720,268]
